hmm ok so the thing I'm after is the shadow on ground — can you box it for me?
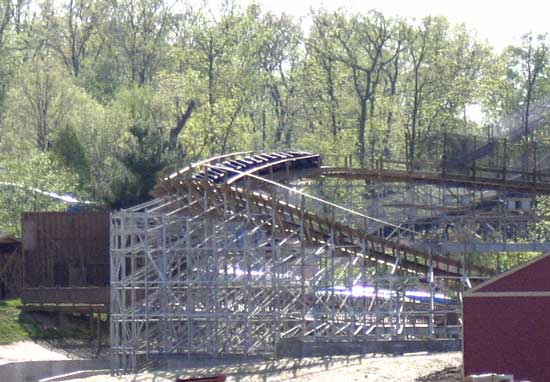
[18,310,109,360]
[132,354,370,382]
[416,366,461,382]
[118,352,461,382]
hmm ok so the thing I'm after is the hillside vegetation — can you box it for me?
[0,0,548,234]
[0,299,93,344]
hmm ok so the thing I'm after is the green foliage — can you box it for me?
[496,33,550,141]
[109,122,169,209]
[0,0,548,244]
[51,125,91,187]
[1,58,80,151]
[0,299,31,344]
[0,299,91,344]
[104,84,181,208]
[0,151,83,235]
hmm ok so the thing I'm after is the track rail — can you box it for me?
[153,152,491,277]
[319,164,550,194]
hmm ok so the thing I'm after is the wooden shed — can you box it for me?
[22,211,110,288]
[20,212,110,312]
[0,233,22,299]
[463,254,550,382]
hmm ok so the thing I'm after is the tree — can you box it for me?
[0,0,11,49]
[0,152,83,234]
[307,15,342,139]
[105,83,193,207]
[505,33,549,141]
[41,0,108,77]
[110,122,167,208]
[109,0,172,85]
[51,124,91,187]
[2,60,76,151]
[0,0,12,118]
[252,11,301,147]
[379,20,409,156]
[401,17,490,161]
[171,2,270,156]
[315,11,401,166]
[169,99,195,150]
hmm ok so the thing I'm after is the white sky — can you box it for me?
[243,0,550,51]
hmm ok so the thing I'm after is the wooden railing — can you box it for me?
[21,287,109,312]
[320,155,550,193]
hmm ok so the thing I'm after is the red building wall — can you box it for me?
[463,295,550,382]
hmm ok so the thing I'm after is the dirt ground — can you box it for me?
[64,352,462,382]
[0,341,462,381]
[0,340,70,365]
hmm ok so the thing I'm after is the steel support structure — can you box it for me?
[110,182,461,374]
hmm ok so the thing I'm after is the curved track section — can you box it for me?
[152,152,483,277]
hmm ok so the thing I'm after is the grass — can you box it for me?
[0,299,31,344]
[0,299,90,345]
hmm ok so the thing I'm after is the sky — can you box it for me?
[243,0,550,51]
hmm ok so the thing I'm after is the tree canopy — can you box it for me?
[0,0,549,234]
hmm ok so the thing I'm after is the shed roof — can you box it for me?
[0,233,20,245]
[465,254,550,296]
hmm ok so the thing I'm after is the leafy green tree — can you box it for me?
[0,152,84,235]
[310,11,402,166]
[0,0,11,49]
[1,59,78,151]
[109,0,172,85]
[251,10,302,148]
[502,33,549,140]
[109,122,168,208]
[41,0,109,77]
[401,17,491,161]
[105,84,192,207]
[0,0,13,121]
[50,125,91,187]
[172,1,256,156]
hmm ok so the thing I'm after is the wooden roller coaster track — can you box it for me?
[153,152,492,278]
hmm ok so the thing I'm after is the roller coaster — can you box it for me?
[111,123,550,372]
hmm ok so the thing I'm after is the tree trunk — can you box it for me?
[169,100,195,150]
[208,47,215,110]
[524,84,532,140]
[324,58,339,138]
[261,109,266,149]
[358,97,367,167]
[0,0,10,49]
[271,85,285,144]
[409,69,421,162]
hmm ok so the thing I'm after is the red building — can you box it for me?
[463,254,550,382]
